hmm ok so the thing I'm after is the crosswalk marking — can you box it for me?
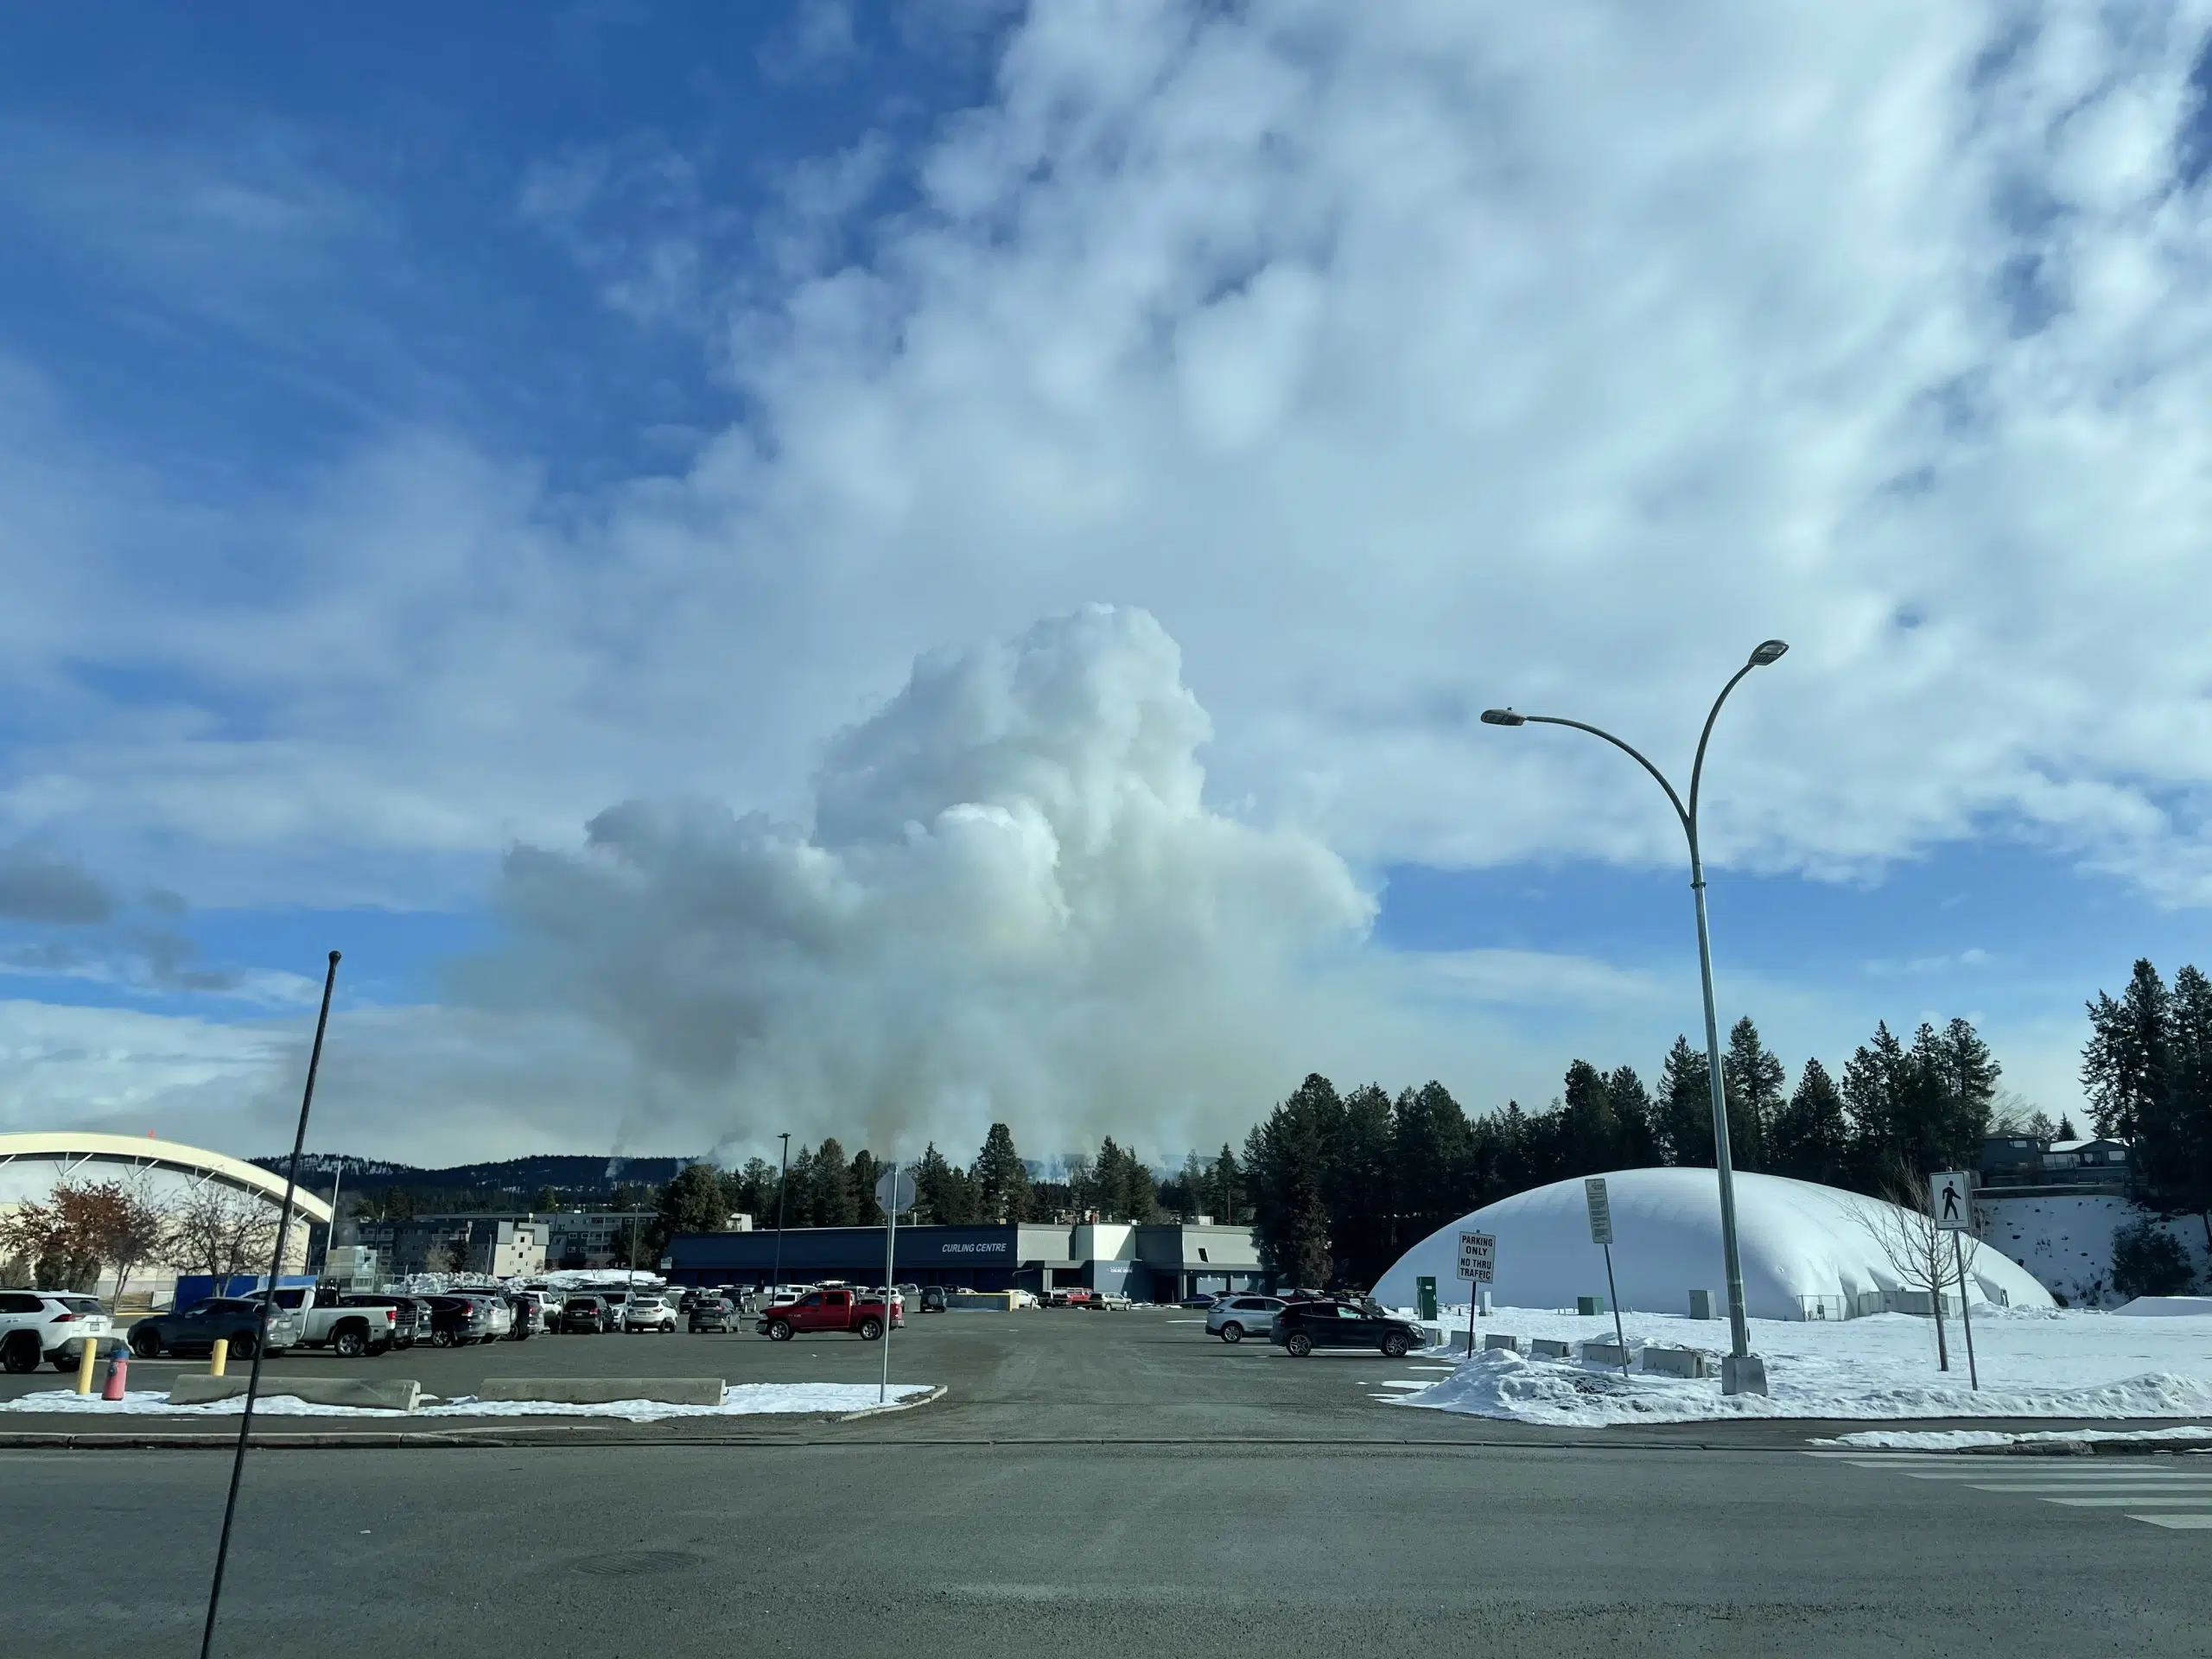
[1809,1452,2212,1535]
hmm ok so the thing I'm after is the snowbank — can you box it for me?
[1387,1301,2212,1426]
[2113,1296,2212,1317]
[0,1382,933,1422]
[1815,1425,2212,1450]
[1372,1168,2053,1318]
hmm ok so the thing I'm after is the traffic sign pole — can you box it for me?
[1602,1243,1629,1378]
[1953,1234,1979,1392]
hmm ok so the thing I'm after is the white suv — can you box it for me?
[625,1293,677,1332]
[0,1289,114,1374]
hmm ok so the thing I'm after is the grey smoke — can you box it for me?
[0,844,114,925]
[498,605,1374,1165]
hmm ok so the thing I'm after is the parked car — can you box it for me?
[1048,1287,1095,1308]
[0,1289,114,1374]
[417,1294,491,1347]
[1268,1300,1424,1359]
[918,1286,948,1314]
[687,1295,739,1333]
[247,1284,396,1358]
[340,1294,426,1349]
[625,1293,677,1332]
[557,1294,609,1333]
[755,1287,903,1342]
[127,1297,302,1361]
[1207,1294,1287,1344]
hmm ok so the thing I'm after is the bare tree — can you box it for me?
[169,1187,283,1286]
[0,1179,169,1294]
[1855,1163,1982,1372]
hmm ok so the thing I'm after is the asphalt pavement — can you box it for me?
[6,1308,2209,1656]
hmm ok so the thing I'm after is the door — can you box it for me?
[171,1306,216,1357]
[791,1292,830,1332]
[1328,1305,1370,1348]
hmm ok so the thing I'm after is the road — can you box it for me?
[5,1309,2208,1656]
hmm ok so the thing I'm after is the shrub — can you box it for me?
[2111,1219,2196,1300]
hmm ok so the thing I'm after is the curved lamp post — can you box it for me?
[1482,639,1787,1396]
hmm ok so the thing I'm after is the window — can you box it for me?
[799,1293,825,1306]
[0,1293,39,1314]
[1335,1306,1360,1319]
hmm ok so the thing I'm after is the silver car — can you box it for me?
[1207,1294,1286,1344]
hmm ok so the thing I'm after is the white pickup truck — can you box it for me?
[247,1284,397,1358]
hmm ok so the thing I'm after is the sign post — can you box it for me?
[875,1164,918,1404]
[1456,1230,1495,1358]
[1586,1177,1630,1377]
[1930,1170,1979,1391]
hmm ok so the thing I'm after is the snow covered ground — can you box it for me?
[0,1382,936,1422]
[1389,1302,2212,1427]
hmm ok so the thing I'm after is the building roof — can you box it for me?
[0,1131,334,1225]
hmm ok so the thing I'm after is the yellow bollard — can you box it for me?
[210,1338,228,1378]
[73,1337,99,1395]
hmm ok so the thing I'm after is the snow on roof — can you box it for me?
[2046,1138,2126,1154]
[1370,1167,2054,1319]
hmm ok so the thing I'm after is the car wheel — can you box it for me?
[229,1332,257,1362]
[51,1354,79,1373]
[130,1329,163,1360]
[1381,1332,1410,1359]
[1285,1332,1313,1357]
[1,1333,40,1374]
[1219,1323,1243,1344]
[767,1319,793,1342]
[431,1329,454,1348]
[331,1325,366,1359]
[858,1317,884,1341]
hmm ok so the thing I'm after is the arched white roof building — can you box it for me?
[0,1132,331,1226]
[1371,1167,2052,1319]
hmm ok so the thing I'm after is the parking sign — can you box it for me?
[1457,1231,1496,1284]
[1584,1177,1613,1246]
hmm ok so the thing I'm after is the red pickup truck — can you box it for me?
[755,1287,904,1342]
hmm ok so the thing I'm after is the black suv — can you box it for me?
[1268,1300,1423,1359]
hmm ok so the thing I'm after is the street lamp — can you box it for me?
[1481,639,1788,1396]
[771,1131,791,1300]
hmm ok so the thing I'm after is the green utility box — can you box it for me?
[1415,1276,1438,1321]
[1576,1295,1604,1316]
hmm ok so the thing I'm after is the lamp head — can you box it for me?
[1748,639,1789,667]
[1479,708,1527,727]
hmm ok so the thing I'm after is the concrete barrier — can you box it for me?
[1580,1341,1637,1369]
[168,1375,421,1411]
[947,1293,1016,1313]
[1484,1333,1523,1354]
[1529,1338,1572,1360]
[477,1376,723,1407]
[1642,1345,1715,1379]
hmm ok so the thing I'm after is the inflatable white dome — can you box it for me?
[1370,1167,2052,1319]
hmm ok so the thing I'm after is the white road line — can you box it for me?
[2043,1497,2212,1508]
[2133,1514,2212,1529]
[1906,1471,2212,1484]
[1971,1483,2212,1494]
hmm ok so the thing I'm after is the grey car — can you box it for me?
[1207,1294,1287,1344]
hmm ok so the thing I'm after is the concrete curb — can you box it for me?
[832,1383,948,1421]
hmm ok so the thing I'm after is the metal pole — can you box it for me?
[1953,1235,1980,1391]
[1465,1284,1477,1359]
[200,950,339,1659]
[1602,1243,1630,1378]
[771,1132,790,1301]
[880,1160,899,1404]
[1691,868,1752,1365]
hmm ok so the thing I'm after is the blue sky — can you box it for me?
[2,3,2209,1163]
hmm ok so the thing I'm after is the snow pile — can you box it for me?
[1372,1168,2053,1318]
[1388,1301,2212,1426]
[0,1382,932,1421]
[1394,1348,2212,1427]
[1816,1425,2212,1450]
[2113,1296,2212,1317]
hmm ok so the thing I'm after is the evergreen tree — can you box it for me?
[1656,1035,1714,1166]
[1767,1058,1851,1186]
[1327,1084,1397,1287]
[2056,1113,2078,1140]
[912,1142,977,1225]
[2082,959,2174,1140]
[850,1148,884,1227]
[972,1123,1033,1223]
[1209,1144,1243,1224]
[1722,1016,1783,1171]
[1393,1082,1473,1239]
[1841,1020,1910,1181]
[1605,1066,1658,1166]
[656,1162,729,1245]
[810,1138,858,1226]
[1558,1059,1620,1175]
[1243,1074,1339,1287]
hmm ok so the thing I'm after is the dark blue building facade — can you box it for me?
[665,1224,1022,1290]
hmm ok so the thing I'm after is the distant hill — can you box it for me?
[251,1152,693,1194]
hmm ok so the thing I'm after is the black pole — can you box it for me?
[200,950,339,1659]
[771,1132,790,1296]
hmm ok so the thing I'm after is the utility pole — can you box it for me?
[771,1131,791,1301]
